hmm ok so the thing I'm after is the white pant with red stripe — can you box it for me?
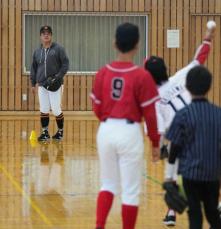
[97,118,144,206]
[38,86,63,116]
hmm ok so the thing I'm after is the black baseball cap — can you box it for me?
[144,56,168,85]
[40,25,52,35]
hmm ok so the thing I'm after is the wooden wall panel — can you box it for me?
[74,76,80,110]
[170,0,177,74]
[80,76,86,111]
[81,0,87,11]
[67,77,74,110]
[15,0,22,110]
[47,0,54,11]
[2,0,9,110]
[119,0,126,12]
[22,0,28,10]
[157,0,164,57]
[42,0,48,11]
[145,0,151,12]
[0,0,2,110]
[163,0,170,70]
[151,0,157,55]
[100,0,106,11]
[209,0,215,13]
[35,0,42,11]
[176,0,183,70]
[139,0,145,12]
[8,0,15,110]
[106,0,112,11]
[21,76,27,111]
[183,0,189,66]
[87,0,94,11]
[216,0,221,13]
[132,0,138,12]
[86,76,93,110]
[113,0,119,12]
[54,0,61,11]
[94,0,100,11]
[28,0,35,10]
[61,0,68,11]
[1,0,221,112]
[74,0,81,11]
[202,0,209,13]
[125,0,131,11]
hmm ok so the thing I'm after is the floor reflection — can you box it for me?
[0,119,191,229]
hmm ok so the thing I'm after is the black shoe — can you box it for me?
[163,215,176,226]
[52,130,63,141]
[38,130,50,142]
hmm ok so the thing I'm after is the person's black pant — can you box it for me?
[183,178,221,229]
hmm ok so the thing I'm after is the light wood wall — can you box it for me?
[1,0,221,111]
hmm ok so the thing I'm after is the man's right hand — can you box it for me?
[31,85,37,94]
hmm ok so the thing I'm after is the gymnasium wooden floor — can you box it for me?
[0,117,208,229]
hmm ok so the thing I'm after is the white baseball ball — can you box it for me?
[207,20,216,30]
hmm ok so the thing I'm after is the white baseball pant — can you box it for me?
[97,118,144,206]
[38,86,63,116]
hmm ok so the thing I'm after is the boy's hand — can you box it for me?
[152,147,160,162]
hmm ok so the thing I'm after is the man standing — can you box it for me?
[30,25,69,142]
[91,22,160,229]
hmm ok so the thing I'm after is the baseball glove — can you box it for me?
[43,76,62,92]
[162,181,188,214]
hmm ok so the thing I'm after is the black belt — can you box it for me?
[126,119,134,124]
[103,119,134,124]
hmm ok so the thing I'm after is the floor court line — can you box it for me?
[145,174,162,186]
[0,163,53,228]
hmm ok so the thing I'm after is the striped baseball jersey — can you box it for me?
[156,39,211,134]
[166,98,221,181]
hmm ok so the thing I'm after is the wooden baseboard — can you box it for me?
[0,111,97,120]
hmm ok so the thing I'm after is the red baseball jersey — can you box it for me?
[91,61,160,147]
